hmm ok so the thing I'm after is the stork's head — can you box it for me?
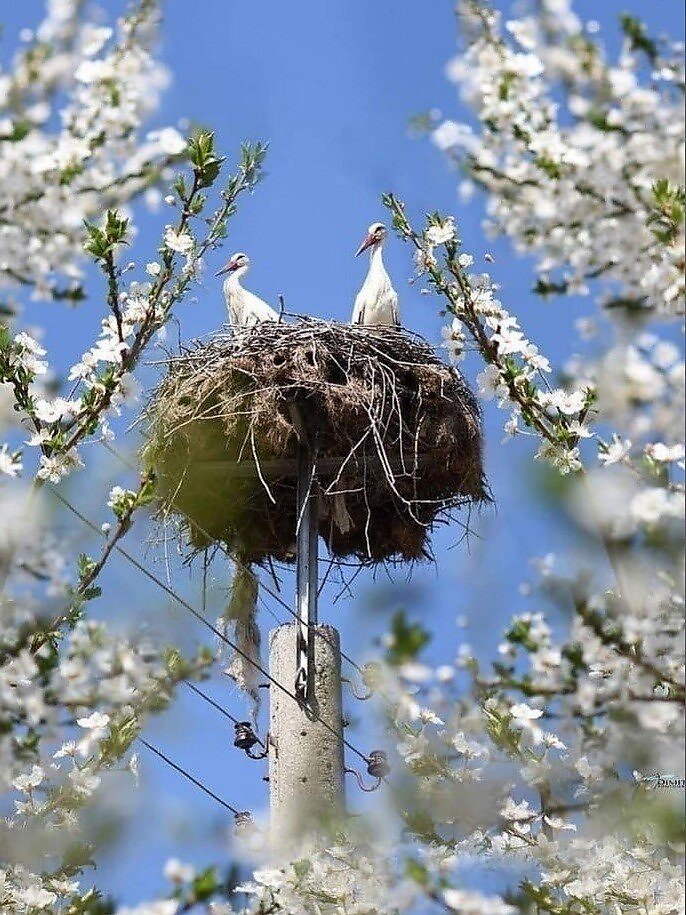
[355,222,387,256]
[215,252,250,277]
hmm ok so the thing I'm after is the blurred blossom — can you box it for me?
[0,1,683,913]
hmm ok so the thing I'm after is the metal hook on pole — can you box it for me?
[342,676,374,701]
[342,660,383,701]
[344,749,391,793]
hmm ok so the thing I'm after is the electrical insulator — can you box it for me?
[233,810,253,833]
[367,749,390,779]
[233,721,259,753]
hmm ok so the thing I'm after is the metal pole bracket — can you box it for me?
[295,443,319,718]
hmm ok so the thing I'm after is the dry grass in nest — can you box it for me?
[142,317,487,566]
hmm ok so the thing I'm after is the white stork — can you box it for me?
[215,252,278,328]
[351,222,399,326]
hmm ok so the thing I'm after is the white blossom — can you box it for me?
[76,711,110,730]
[163,859,196,884]
[510,702,544,723]
[12,765,44,792]
[164,226,193,254]
[647,442,685,463]
[443,888,516,914]
[426,217,456,246]
[0,445,22,477]
[599,434,632,466]
[0,3,683,914]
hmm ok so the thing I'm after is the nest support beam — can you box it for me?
[295,443,319,716]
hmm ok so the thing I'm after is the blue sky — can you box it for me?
[3,0,684,906]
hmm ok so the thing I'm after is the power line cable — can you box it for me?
[99,439,368,677]
[52,487,370,766]
[183,679,241,726]
[182,680,266,751]
[102,440,386,719]
[137,736,244,816]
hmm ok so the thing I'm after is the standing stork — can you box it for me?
[216,252,279,328]
[351,222,399,326]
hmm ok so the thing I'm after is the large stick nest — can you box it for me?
[142,318,487,566]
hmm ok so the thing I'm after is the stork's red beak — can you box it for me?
[215,262,236,277]
[355,233,376,257]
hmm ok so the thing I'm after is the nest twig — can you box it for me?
[143,317,487,566]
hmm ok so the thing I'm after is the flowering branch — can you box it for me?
[58,137,266,456]
[383,192,593,473]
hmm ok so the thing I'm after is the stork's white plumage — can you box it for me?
[216,252,278,328]
[351,222,399,326]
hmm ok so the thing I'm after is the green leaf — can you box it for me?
[192,866,219,901]
[407,111,439,135]
[83,222,107,259]
[535,155,562,180]
[293,859,312,880]
[505,618,539,652]
[61,840,97,875]
[51,284,87,303]
[405,857,429,886]
[98,714,137,760]
[239,140,268,187]
[105,209,129,244]
[533,277,569,297]
[60,162,85,185]
[177,169,190,189]
[499,71,516,101]
[620,14,658,63]
[647,179,685,244]
[1,119,31,142]
[586,108,626,134]
[403,808,439,840]
[603,295,647,314]
[77,553,97,580]
[188,130,226,187]
[385,609,430,665]
[83,210,129,260]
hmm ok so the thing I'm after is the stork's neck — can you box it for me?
[368,242,386,276]
[224,265,249,293]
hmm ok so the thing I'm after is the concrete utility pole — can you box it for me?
[268,444,345,846]
[269,623,345,844]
